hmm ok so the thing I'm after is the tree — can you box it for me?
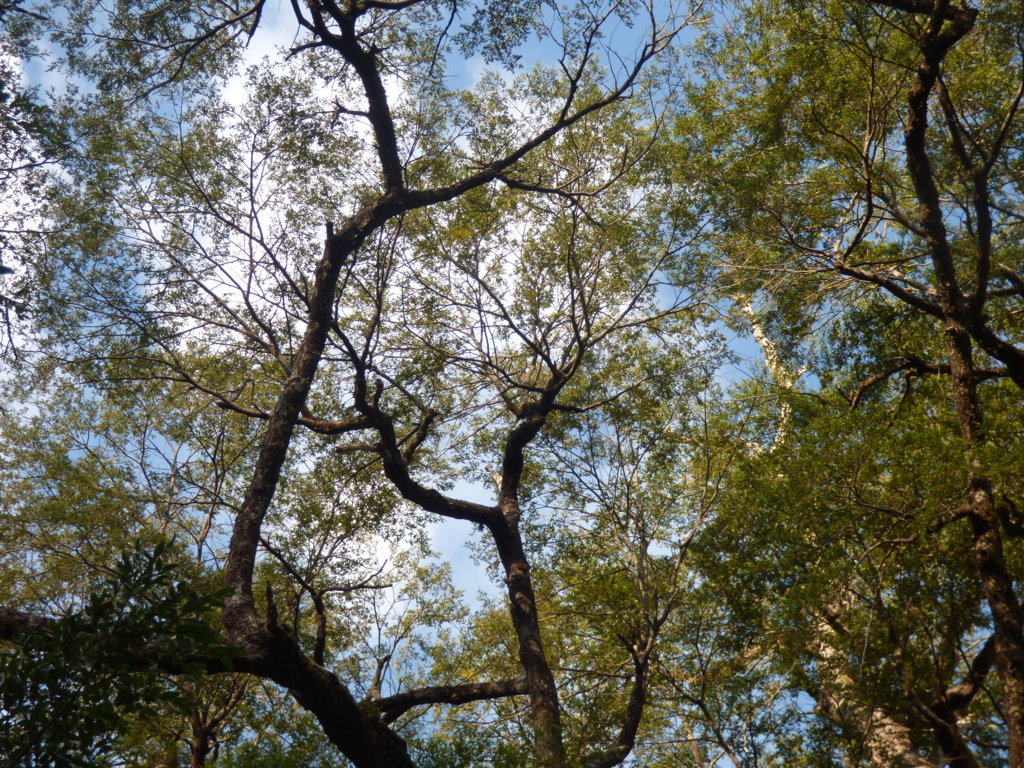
[8,0,1023,764]
[0,0,716,766]
[682,0,1024,764]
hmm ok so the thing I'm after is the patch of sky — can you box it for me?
[427,479,504,600]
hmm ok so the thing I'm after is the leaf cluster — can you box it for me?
[0,539,231,767]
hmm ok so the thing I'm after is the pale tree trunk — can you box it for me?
[810,602,933,768]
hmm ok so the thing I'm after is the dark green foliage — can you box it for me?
[0,540,230,767]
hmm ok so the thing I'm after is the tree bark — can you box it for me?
[490,514,567,768]
[811,603,932,768]
[888,1,1024,762]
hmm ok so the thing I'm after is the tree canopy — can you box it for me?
[0,0,1022,766]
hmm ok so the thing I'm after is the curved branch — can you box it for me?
[582,635,654,768]
[371,678,529,724]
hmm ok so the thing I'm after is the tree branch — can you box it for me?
[371,678,530,723]
[582,635,654,768]
[939,635,996,714]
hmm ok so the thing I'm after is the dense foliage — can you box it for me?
[0,0,1022,766]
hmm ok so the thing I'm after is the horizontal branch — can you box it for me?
[213,399,371,435]
[370,678,529,724]
[871,0,977,25]
[0,604,264,677]
[0,605,52,638]
[834,260,943,319]
[846,355,1009,408]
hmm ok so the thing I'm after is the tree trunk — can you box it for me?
[888,0,1024,759]
[945,320,1024,766]
[490,512,566,768]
